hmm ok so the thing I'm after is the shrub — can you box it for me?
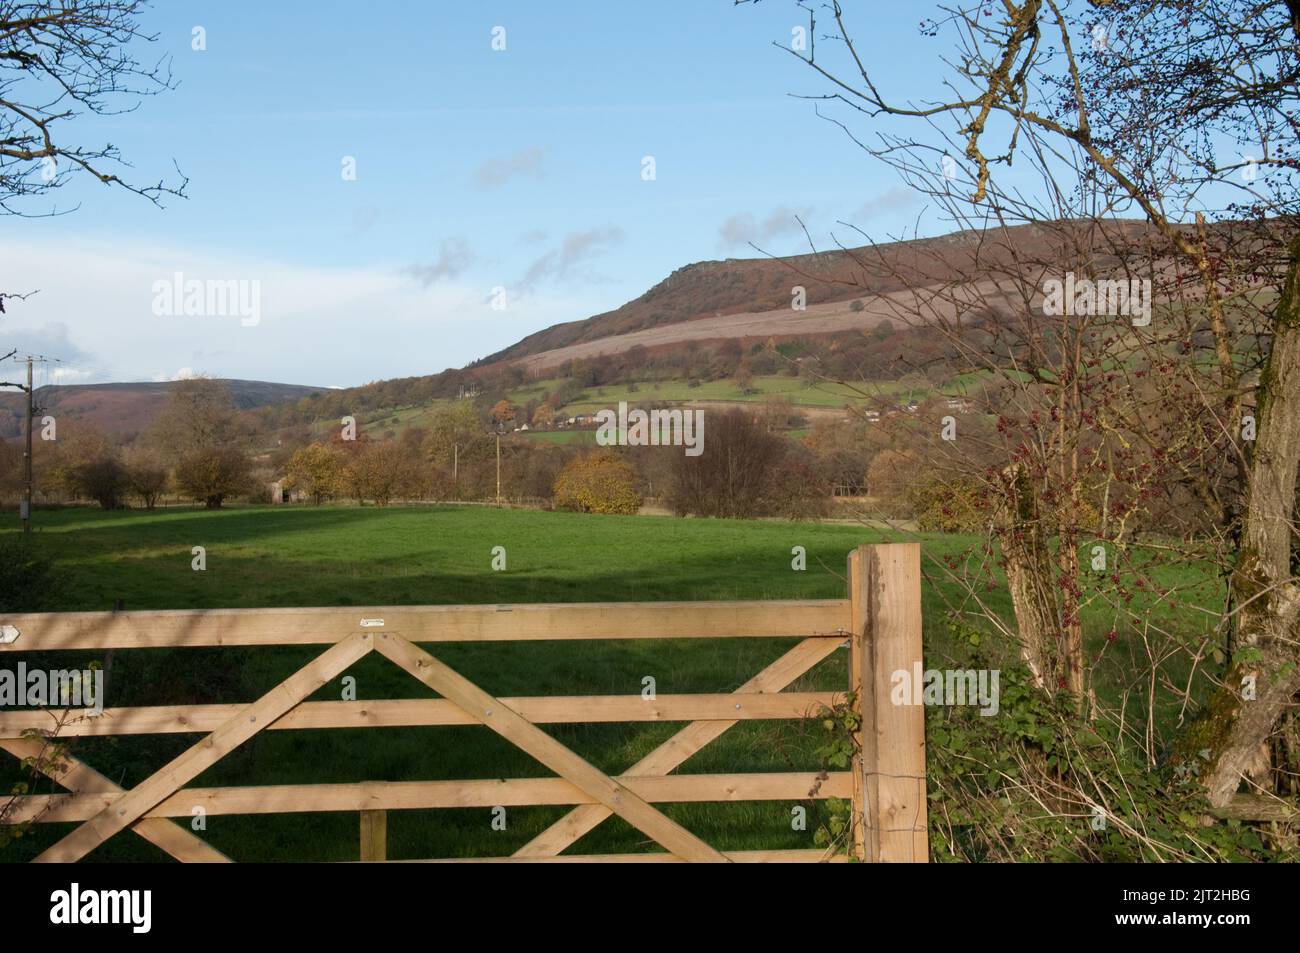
[926,620,1280,862]
[911,477,986,532]
[69,456,128,509]
[553,451,642,514]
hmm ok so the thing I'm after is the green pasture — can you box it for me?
[0,506,1221,861]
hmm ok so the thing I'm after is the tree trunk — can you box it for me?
[1196,236,1300,807]
[996,463,1063,691]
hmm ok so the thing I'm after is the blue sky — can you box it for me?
[2,1,948,388]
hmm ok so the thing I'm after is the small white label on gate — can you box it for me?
[0,625,20,644]
[359,618,385,628]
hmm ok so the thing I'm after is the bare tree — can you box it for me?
[2,1,186,411]
[1,0,186,214]
[743,0,1300,809]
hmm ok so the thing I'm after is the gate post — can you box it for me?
[848,543,928,862]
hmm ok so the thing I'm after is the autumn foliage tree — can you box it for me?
[69,456,127,509]
[283,442,342,505]
[553,450,642,515]
[174,447,251,510]
[531,404,556,429]
[491,399,516,429]
[147,378,254,508]
[124,448,167,509]
[341,440,418,506]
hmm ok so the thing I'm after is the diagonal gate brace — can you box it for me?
[374,632,728,863]
[33,630,374,863]
[514,634,843,857]
[1,737,230,862]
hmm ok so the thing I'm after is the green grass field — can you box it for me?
[570,376,863,408]
[523,429,597,445]
[0,506,1221,861]
[313,370,985,444]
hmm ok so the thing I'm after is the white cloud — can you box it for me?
[403,238,475,287]
[48,366,97,384]
[718,205,814,249]
[518,226,625,292]
[153,367,197,382]
[0,321,93,365]
[475,147,547,190]
[0,237,605,387]
[849,187,916,223]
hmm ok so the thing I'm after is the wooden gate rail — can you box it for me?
[0,543,928,863]
[403,850,853,864]
[0,600,849,649]
[0,693,838,737]
[7,773,856,823]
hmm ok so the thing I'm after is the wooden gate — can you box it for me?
[0,543,927,863]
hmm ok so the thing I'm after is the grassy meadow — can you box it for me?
[0,506,1223,861]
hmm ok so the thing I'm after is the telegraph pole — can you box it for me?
[2,353,54,533]
[495,433,501,507]
[22,356,32,533]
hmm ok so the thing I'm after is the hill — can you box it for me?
[476,220,1155,369]
[0,379,324,440]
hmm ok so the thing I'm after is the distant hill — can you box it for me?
[476,221,1141,368]
[472,217,1258,375]
[477,246,898,365]
[0,379,324,439]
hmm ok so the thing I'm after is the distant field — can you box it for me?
[302,370,992,447]
[557,375,940,411]
[243,349,1150,451]
[524,429,596,444]
[0,506,1219,861]
[584,376,862,407]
